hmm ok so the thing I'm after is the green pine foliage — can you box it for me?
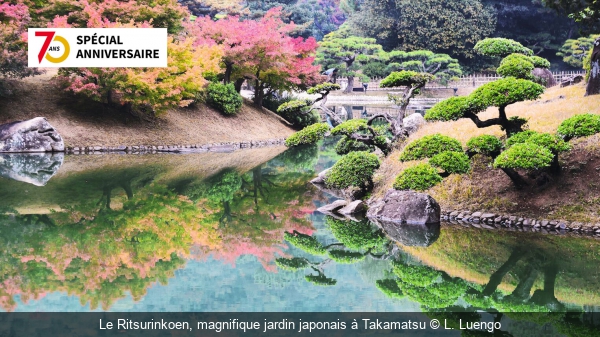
[469,77,545,109]
[497,53,535,79]
[506,130,539,147]
[284,232,327,256]
[305,274,337,286]
[285,123,330,147]
[557,113,600,140]
[399,134,463,161]
[375,279,404,299]
[429,151,471,174]
[393,163,443,191]
[529,55,551,69]
[393,262,442,287]
[324,151,380,189]
[275,257,309,271]
[276,99,319,129]
[466,135,503,156]
[327,250,366,264]
[424,96,484,121]
[326,217,387,251]
[474,38,534,57]
[205,82,243,115]
[493,143,554,170]
[380,71,435,88]
[557,35,600,68]
[334,136,373,155]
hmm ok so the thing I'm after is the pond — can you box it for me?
[0,141,599,334]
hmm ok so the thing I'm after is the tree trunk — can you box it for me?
[509,266,538,301]
[501,168,529,189]
[585,37,600,96]
[482,247,525,296]
[344,75,354,94]
[253,77,264,107]
[234,78,245,93]
[223,62,233,84]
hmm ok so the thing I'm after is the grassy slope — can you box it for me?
[373,84,600,222]
[0,70,294,147]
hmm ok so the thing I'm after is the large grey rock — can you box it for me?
[367,189,441,224]
[0,153,64,186]
[0,117,64,153]
[337,200,365,215]
[403,113,426,135]
[310,168,331,184]
[374,219,440,247]
[316,200,347,214]
[532,68,557,87]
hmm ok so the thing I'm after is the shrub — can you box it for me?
[493,143,553,170]
[469,77,545,109]
[335,136,372,155]
[285,123,329,147]
[205,82,243,115]
[206,170,242,203]
[506,130,539,147]
[497,54,534,79]
[275,257,309,271]
[529,55,551,69]
[557,114,600,140]
[527,133,571,153]
[380,71,435,87]
[275,99,319,129]
[305,274,337,286]
[474,38,533,57]
[393,163,443,191]
[330,119,368,135]
[324,151,381,189]
[399,134,463,161]
[284,232,327,256]
[429,151,471,174]
[326,217,387,251]
[376,279,404,299]
[424,96,484,121]
[466,135,503,156]
[393,262,442,287]
[327,250,366,264]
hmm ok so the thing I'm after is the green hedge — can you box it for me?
[393,163,443,191]
[205,82,243,115]
[557,113,600,140]
[493,143,553,170]
[399,134,463,161]
[466,135,503,156]
[324,151,381,189]
[285,123,329,147]
[429,151,471,174]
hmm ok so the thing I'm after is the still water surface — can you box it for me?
[0,141,599,333]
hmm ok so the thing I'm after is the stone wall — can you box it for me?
[64,138,287,155]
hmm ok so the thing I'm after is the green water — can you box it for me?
[0,141,599,334]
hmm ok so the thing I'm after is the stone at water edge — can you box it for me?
[0,117,64,153]
[310,168,331,184]
[316,200,347,213]
[373,219,440,247]
[0,153,64,186]
[367,189,441,225]
[337,200,365,215]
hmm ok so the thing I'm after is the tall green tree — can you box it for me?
[316,25,385,93]
[346,0,496,59]
[542,0,600,32]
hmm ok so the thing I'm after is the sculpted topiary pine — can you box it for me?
[557,113,600,141]
[474,38,533,58]
[426,78,545,137]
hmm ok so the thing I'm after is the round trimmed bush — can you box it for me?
[276,99,319,129]
[493,143,553,170]
[529,55,551,69]
[429,151,471,174]
[474,38,534,57]
[557,113,600,140]
[466,135,503,156]
[324,151,381,189]
[284,232,327,256]
[326,217,387,251]
[399,134,463,161]
[393,163,443,191]
[527,133,571,153]
[285,123,329,147]
[205,82,243,115]
[506,130,539,147]
[380,71,435,87]
[275,257,309,271]
[330,119,368,135]
[335,135,372,155]
[424,96,485,121]
[497,53,534,79]
[469,77,545,108]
